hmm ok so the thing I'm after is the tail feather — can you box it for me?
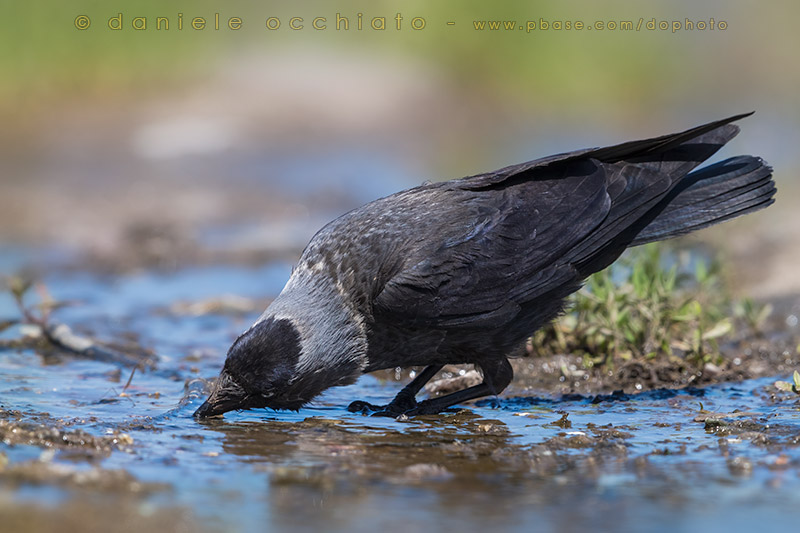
[571,113,775,276]
[568,121,747,266]
[631,155,775,245]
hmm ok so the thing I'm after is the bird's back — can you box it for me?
[298,113,774,370]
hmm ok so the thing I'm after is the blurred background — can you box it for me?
[1,0,797,300]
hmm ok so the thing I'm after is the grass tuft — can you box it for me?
[529,243,769,369]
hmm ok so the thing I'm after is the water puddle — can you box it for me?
[1,257,799,532]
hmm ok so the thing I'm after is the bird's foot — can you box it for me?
[396,399,448,417]
[346,400,385,414]
[347,397,448,417]
[370,400,446,417]
[347,393,418,417]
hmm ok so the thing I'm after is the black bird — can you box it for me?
[194,112,775,418]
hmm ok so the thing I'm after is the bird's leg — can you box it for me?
[400,357,513,416]
[347,364,443,415]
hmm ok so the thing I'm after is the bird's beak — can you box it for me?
[194,370,248,418]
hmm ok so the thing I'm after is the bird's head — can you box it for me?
[194,316,312,418]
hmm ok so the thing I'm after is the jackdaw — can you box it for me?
[195,112,775,418]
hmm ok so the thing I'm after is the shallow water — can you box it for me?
[1,255,800,533]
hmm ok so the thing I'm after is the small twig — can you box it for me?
[7,276,155,369]
[101,387,136,406]
[122,365,139,393]
[11,289,42,327]
[0,319,19,334]
[42,323,152,368]
[34,283,54,323]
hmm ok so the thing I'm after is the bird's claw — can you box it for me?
[369,409,404,418]
[396,401,442,417]
[347,397,449,417]
[347,396,420,418]
[346,400,383,414]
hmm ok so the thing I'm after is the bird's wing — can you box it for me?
[372,112,752,329]
[450,112,752,190]
[372,158,612,328]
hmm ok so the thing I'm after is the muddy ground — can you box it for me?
[1,245,798,532]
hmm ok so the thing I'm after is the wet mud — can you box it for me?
[0,255,798,532]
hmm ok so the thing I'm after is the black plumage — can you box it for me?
[194,112,775,418]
